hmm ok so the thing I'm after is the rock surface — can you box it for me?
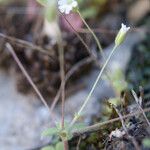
[0,31,145,150]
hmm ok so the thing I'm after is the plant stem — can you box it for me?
[0,33,54,58]
[57,27,65,129]
[63,140,69,150]
[70,45,118,127]
[77,10,103,56]
[6,43,50,112]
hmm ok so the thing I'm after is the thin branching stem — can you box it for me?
[70,45,118,127]
[59,11,100,67]
[50,57,93,113]
[77,10,104,56]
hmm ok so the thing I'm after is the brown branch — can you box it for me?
[132,90,150,127]
[0,33,55,59]
[113,105,141,150]
[50,57,93,113]
[6,43,51,113]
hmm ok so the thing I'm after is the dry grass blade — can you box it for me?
[112,105,141,150]
[132,90,150,127]
[6,43,51,113]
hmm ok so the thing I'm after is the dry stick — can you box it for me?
[50,57,93,113]
[6,43,51,113]
[0,33,54,58]
[113,105,141,150]
[132,90,150,127]
[72,107,150,136]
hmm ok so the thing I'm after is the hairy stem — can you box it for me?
[70,45,118,127]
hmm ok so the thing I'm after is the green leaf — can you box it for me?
[41,146,55,150]
[37,0,49,6]
[72,123,86,131]
[55,142,64,150]
[143,138,150,148]
[42,127,58,137]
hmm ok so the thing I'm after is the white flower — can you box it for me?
[120,23,130,34]
[58,0,78,14]
[115,23,130,46]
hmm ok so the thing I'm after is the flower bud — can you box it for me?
[115,23,130,46]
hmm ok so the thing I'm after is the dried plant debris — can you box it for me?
[0,1,92,98]
[68,90,150,150]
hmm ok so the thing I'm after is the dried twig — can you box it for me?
[6,43,51,113]
[0,33,55,59]
[132,90,150,127]
[112,105,141,150]
[50,57,93,113]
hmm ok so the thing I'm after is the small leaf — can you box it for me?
[143,138,150,148]
[55,142,64,150]
[42,127,58,137]
[72,123,86,131]
[41,146,55,150]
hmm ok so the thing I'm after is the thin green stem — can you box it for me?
[77,10,104,56]
[57,31,65,129]
[70,45,118,127]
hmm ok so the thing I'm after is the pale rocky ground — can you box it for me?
[0,31,145,150]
